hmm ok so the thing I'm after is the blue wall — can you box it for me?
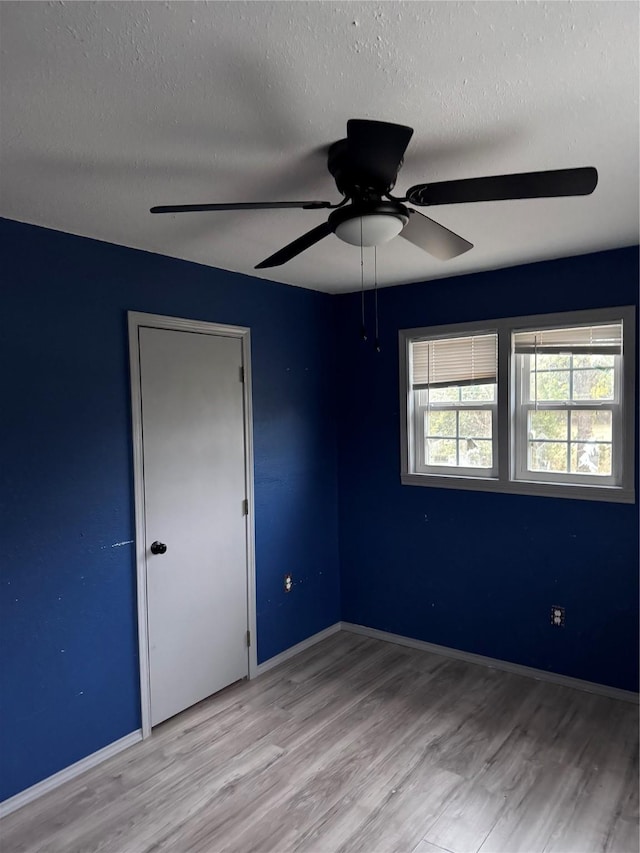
[336,247,639,694]
[0,218,340,801]
[2,218,638,805]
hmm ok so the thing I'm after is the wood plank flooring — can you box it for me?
[2,632,638,853]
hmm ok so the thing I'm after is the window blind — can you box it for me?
[411,333,498,389]
[513,322,622,355]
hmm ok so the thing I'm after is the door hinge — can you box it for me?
[242,498,248,516]
[239,365,245,383]
[246,629,251,647]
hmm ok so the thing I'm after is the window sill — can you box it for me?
[400,472,635,504]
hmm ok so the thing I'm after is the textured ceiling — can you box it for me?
[1,1,638,293]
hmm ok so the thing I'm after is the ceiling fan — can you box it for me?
[150,119,598,270]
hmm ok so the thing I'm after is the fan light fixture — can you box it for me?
[334,213,408,247]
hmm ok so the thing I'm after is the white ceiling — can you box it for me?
[1,1,638,294]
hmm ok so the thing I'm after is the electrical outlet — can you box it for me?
[284,573,293,593]
[551,605,565,627]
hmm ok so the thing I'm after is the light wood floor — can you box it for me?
[2,632,638,853]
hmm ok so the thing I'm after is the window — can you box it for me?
[513,324,622,486]
[411,333,498,477]
[400,307,635,503]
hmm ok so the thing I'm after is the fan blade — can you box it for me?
[255,221,334,269]
[150,200,333,214]
[400,209,473,261]
[407,167,598,206]
[347,119,414,188]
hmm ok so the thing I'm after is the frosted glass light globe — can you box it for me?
[335,214,407,246]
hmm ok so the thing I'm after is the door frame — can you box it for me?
[128,311,258,739]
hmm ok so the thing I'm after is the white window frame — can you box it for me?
[413,394,498,478]
[513,351,622,488]
[410,329,498,478]
[399,306,635,503]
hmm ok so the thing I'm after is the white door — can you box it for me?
[138,326,249,726]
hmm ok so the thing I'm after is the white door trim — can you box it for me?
[128,311,258,740]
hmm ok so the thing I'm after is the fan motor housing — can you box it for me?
[328,138,401,197]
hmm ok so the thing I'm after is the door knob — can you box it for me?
[150,541,167,555]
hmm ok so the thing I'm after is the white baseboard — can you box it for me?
[0,730,143,818]
[253,622,342,677]
[342,622,639,704]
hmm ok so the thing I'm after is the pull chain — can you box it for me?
[374,246,380,352]
[360,218,367,342]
